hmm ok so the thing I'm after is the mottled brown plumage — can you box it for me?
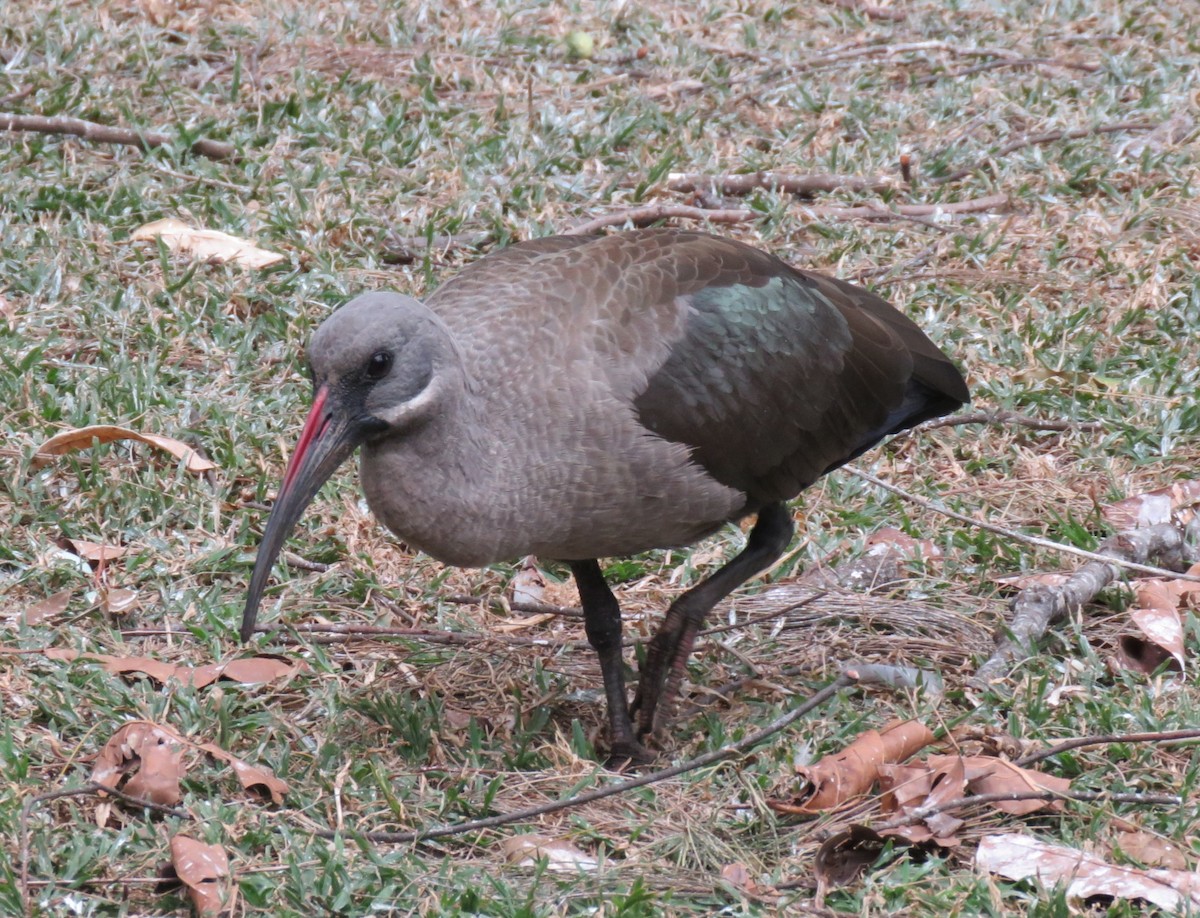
[241,229,968,765]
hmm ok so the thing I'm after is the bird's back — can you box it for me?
[418,229,965,558]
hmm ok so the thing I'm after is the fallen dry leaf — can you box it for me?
[57,536,128,565]
[59,650,304,690]
[873,754,1071,844]
[501,834,599,872]
[34,424,217,474]
[510,555,547,605]
[1116,576,1189,675]
[132,217,285,269]
[770,720,935,814]
[976,833,1200,911]
[91,721,186,807]
[864,526,942,562]
[814,825,898,895]
[22,589,73,625]
[877,755,966,844]
[197,739,290,804]
[168,835,231,915]
[994,571,1072,591]
[102,587,140,616]
[90,719,288,806]
[1103,480,1200,529]
[1115,829,1191,871]
[719,862,762,896]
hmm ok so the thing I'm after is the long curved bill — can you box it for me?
[240,385,359,641]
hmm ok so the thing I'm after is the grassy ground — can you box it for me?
[2,0,1198,914]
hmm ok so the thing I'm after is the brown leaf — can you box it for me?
[201,655,304,686]
[23,589,73,625]
[102,656,182,685]
[977,833,1200,911]
[1118,614,1186,675]
[994,571,1072,591]
[501,834,598,872]
[197,740,289,804]
[34,423,217,474]
[814,825,898,893]
[771,720,935,814]
[719,862,761,895]
[956,755,1072,815]
[1116,829,1191,871]
[878,755,966,844]
[865,526,942,561]
[87,653,303,690]
[132,217,285,269]
[510,555,547,605]
[90,719,288,807]
[102,587,140,616]
[90,721,186,806]
[57,536,128,565]
[1103,480,1200,529]
[168,835,231,915]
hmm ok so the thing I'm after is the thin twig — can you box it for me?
[825,0,907,21]
[313,674,855,845]
[910,56,1099,87]
[700,591,825,637]
[281,552,330,574]
[930,120,1156,184]
[666,172,895,197]
[0,85,35,107]
[276,622,574,647]
[799,193,1008,221]
[1,112,238,161]
[567,194,1008,235]
[444,593,586,619]
[1015,728,1200,768]
[847,467,1200,583]
[20,782,191,913]
[566,204,757,235]
[864,789,1184,835]
[915,407,1102,433]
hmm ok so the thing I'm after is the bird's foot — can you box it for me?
[603,739,656,772]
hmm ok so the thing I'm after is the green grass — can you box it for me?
[2,0,1199,914]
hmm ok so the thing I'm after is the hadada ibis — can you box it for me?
[240,229,968,765]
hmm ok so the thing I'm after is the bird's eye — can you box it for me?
[366,351,393,380]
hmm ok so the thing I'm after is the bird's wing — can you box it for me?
[605,231,968,505]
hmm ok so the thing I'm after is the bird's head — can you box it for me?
[239,292,454,641]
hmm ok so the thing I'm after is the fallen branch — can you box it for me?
[800,193,1008,221]
[825,0,907,21]
[566,204,756,235]
[931,120,1157,185]
[313,674,855,845]
[971,523,1189,689]
[916,407,1103,433]
[567,194,1007,235]
[1015,728,1200,768]
[1,112,238,161]
[264,621,574,647]
[911,56,1100,87]
[666,171,895,197]
[847,468,1200,584]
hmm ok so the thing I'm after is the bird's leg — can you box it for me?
[632,502,794,741]
[569,560,652,768]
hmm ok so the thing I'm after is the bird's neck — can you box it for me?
[359,381,508,567]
